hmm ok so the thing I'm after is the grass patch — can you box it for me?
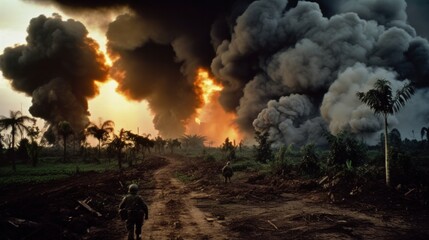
[0,161,117,186]
[174,171,194,183]
[231,159,263,172]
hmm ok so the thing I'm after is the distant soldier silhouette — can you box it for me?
[222,161,233,183]
[119,184,149,240]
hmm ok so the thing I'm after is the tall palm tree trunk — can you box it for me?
[98,140,102,160]
[11,126,16,171]
[383,114,390,187]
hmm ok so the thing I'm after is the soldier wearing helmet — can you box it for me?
[119,184,149,240]
[222,161,233,183]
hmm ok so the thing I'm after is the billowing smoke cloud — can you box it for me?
[215,0,429,146]
[253,94,327,147]
[321,63,403,135]
[21,0,429,146]
[30,0,244,138]
[106,15,209,138]
[0,14,108,132]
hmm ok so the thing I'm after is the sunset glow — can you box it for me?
[88,80,157,137]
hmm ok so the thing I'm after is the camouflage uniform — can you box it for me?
[119,185,149,240]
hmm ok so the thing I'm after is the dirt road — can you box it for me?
[141,156,231,240]
[137,156,429,240]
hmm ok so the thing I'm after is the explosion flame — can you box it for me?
[188,69,241,146]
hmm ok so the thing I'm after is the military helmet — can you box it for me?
[128,184,139,194]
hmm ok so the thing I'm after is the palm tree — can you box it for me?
[0,110,35,171]
[166,138,181,153]
[27,124,41,167]
[108,128,129,170]
[357,79,414,186]
[122,131,153,161]
[154,136,166,153]
[180,134,207,150]
[85,120,115,159]
[57,121,74,162]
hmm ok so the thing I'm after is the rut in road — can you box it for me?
[140,156,230,240]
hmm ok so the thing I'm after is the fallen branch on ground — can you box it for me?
[77,200,102,217]
[404,188,415,197]
[267,220,279,230]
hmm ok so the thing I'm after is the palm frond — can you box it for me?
[357,79,414,116]
[101,120,115,132]
[393,82,414,113]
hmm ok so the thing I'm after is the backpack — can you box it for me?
[222,166,233,177]
[119,208,127,220]
[119,195,140,220]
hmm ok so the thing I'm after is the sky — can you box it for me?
[1,0,429,147]
[0,0,157,139]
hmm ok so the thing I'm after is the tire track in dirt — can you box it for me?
[141,156,230,240]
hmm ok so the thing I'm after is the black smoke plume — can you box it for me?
[105,1,245,138]
[0,14,109,132]
[26,0,250,138]
[22,0,429,146]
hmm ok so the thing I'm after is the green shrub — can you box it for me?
[299,144,320,177]
[0,161,116,186]
[204,154,216,161]
[254,131,273,163]
[269,146,295,176]
[389,148,421,185]
[232,160,261,172]
[174,171,194,183]
[221,138,237,161]
[325,131,367,168]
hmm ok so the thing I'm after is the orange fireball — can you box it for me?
[187,68,242,146]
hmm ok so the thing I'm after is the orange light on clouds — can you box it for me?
[87,37,157,139]
[88,80,157,138]
[187,68,242,146]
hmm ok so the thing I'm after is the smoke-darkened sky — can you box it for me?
[1,0,429,145]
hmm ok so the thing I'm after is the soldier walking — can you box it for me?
[222,161,233,183]
[119,184,149,240]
